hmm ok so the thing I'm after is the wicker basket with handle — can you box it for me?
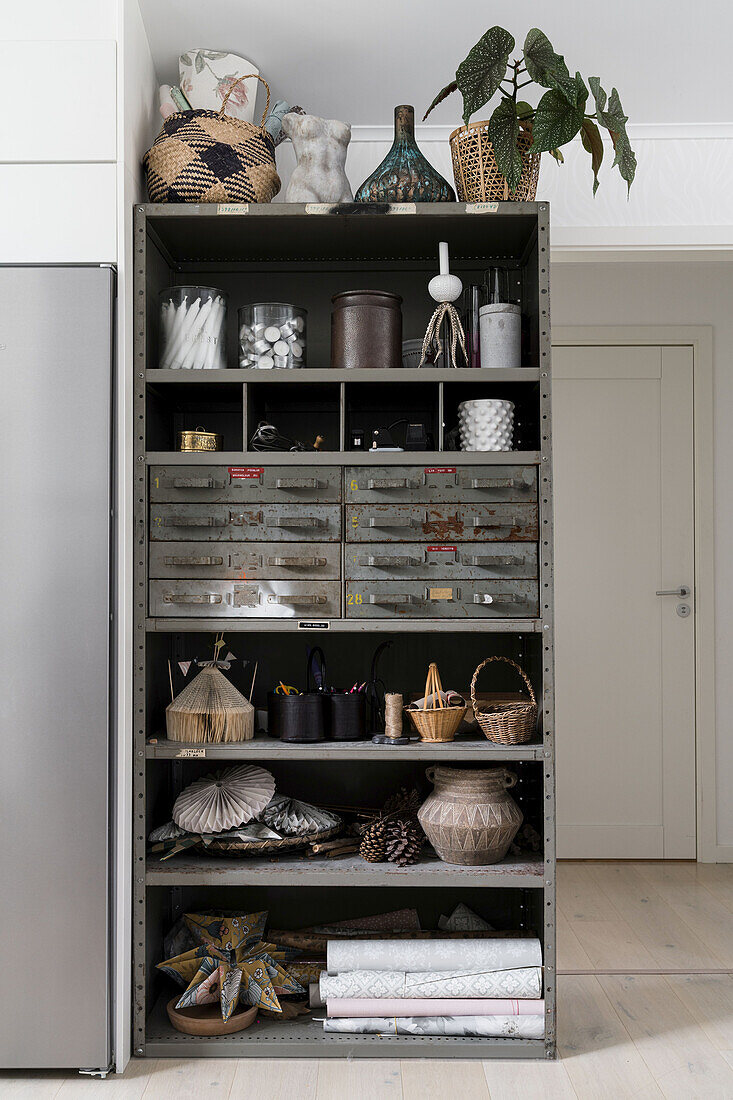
[406,662,466,743]
[470,656,537,745]
[143,74,280,204]
[449,124,540,202]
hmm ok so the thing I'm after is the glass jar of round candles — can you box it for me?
[238,303,307,369]
[158,286,227,370]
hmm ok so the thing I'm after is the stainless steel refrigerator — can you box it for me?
[0,266,114,1070]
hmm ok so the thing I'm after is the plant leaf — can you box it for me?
[590,82,636,192]
[581,118,604,194]
[488,97,523,191]
[194,52,205,74]
[515,100,534,119]
[423,80,458,121]
[523,27,578,104]
[180,53,192,67]
[548,148,564,163]
[531,88,585,152]
[456,26,514,126]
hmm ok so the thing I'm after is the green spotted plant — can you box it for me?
[424,26,636,195]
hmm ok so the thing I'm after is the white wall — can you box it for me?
[551,260,733,854]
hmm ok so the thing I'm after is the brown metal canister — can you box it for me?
[331,290,402,370]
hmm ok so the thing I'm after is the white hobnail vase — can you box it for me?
[458,398,515,452]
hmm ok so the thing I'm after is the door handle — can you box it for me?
[273,516,326,528]
[167,515,227,527]
[367,477,415,490]
[266,555,327,568]
[656,586,691,598]
[365,554,420,568]
[171,477,223,489]
[164,555,224,566]
[369,593,418,606]
[367,516,417,528]
[275,477,321,489]
[162,592,223,604]
[269,593,327,606]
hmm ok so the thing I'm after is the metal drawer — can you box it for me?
[149,541,341,580]
[345,504,538,542]
[150,580,341,618]
[150,465,341,502]
[345,464,537,503]
[345,580,539,618]
[345,542,538,580]
[150,504,341,542]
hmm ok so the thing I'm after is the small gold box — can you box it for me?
[176,427,223,452]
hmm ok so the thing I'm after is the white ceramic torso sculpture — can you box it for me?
[283,113,353,203]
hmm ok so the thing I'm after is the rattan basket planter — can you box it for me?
[470,656,537,745]
[449,123,540,202]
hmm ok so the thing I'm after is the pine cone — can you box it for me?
[384,817,423,866]
[382,786,421,821]
[360,819,387,863]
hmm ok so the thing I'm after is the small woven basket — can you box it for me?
[449,123,540,202]
[470,656,537,745]
[406,663,466,743]
[143,73,280,204]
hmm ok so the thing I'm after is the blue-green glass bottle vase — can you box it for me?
[355,104,455,203]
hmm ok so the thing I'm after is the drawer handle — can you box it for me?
[163,555,225,566]
[469,516,519,529]
[468,477,514,490]
[165,515,228,527]
[367,516,417,528]
[473,592,523,605]
[269,594,327,606]
[275,477,321,489]
[171,477,222,489]
[273,516,327,528]
[365,554,420,568]
[368,593,418,606]
[162,592,223,605]
[266,555,327,568]
[464,554,523,567]
[367,478,415,490]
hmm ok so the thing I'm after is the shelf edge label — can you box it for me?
[217,203,250,215]
[298,621,330,630]
[175,747,206,758]
[466,202,500,214]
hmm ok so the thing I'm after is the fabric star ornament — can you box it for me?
[157,911,304,1020]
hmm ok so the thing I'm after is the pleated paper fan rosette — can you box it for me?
[166,665,254,743]
[173,765,276,834]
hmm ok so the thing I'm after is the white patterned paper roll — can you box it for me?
[326,937,541,973]
[319,966,542,1000]
[327,997,545,1017]
[323,1014,545,1038]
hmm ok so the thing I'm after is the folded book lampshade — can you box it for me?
[166,665,254,743]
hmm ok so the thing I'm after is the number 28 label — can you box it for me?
[346,593,363,605]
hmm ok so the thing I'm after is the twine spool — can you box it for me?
[384,693,403,739]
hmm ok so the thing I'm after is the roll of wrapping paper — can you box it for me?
[319,967,542,1000]
[327,997,545,1017]
[322,1015,545,1038]
[269,928,525,952]
[326,937,542,973]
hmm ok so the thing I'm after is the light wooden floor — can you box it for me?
[4,862,733,1099]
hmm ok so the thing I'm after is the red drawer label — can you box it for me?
[228,466,264,479]
[427,545,457,552]
[424,466,456,474]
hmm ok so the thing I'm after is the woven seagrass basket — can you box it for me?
[450,123,540,202]
[470,656,537,744]
[471,651,534,748]
[406,663,466,743]
[143,74,280,204]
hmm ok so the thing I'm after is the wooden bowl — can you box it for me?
[166,997,257,1036]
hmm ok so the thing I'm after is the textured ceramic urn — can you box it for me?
[355,105,455,203]
[418,766,523,866]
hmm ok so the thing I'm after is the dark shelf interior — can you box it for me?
[146,382,243,452]
[247,381,341,452]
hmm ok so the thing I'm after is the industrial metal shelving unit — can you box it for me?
[133,202,555,1059]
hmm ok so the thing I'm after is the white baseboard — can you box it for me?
[558,825,664,859]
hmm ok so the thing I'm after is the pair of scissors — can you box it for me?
[274,681,299,696]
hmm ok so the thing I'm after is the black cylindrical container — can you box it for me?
[267,692,328,743]
[329,692,367,741]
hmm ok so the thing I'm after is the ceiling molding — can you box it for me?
[350,123,733,143]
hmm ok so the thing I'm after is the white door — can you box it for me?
[553,344,696,858]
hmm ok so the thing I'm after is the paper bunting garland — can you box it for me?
[157,911,304,1019]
